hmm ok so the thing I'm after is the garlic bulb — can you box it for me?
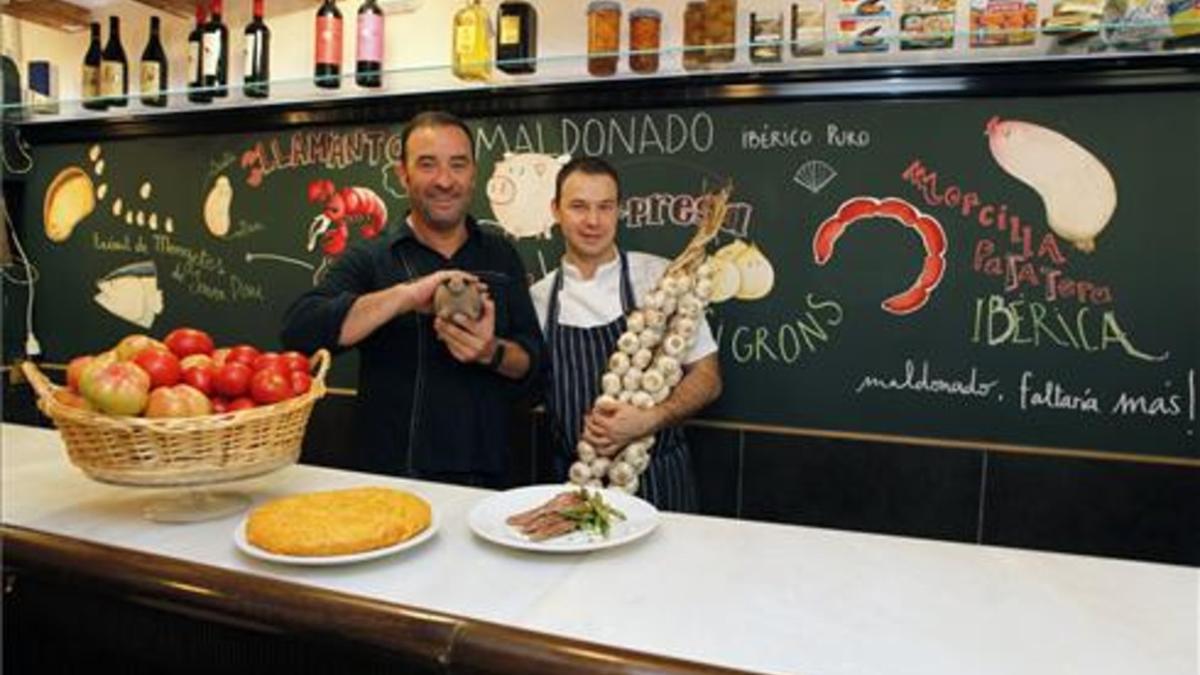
[590,457,612,477]
[618,475,639,495]
[595,393,619,408]
[641,368,665,393]
[618,331,641,355]
[622,367,644,392]
[659,295,677,317]
[608,461,636,486]
[638,329,662,349]
[642,289,665,310]
[671,317,697,339]
[601,372,622,395]
[670,273,693,295]
[679,295,704,316]
[626,310,646,333]
[621,444,647,468]
[618,390,634,404]
[666,367,683,387]
[660,276,679,297]
[577,440,597,463]
[694,278,714,300]
[734,243,775,300]
[662,333,686,357]
[644,308,666,330]
[697,261,715,279]
[654,354,680,374]
[608,352,631,375]
[632,348,654,370]
[631,391,654,409]
[569,461,593,484]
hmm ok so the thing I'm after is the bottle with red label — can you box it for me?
[244,0,270,98]
[315,0,343,89]
[203,0,229,97]
[356,0,383,88]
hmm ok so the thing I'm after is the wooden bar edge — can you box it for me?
[1,525,754,675]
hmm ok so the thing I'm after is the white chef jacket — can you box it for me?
[530,251,718,365]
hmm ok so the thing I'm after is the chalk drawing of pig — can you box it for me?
[486,152,570,239]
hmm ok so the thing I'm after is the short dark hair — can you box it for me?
[399,111,474,164]
[554,156,621,205]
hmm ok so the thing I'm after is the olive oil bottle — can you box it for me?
[452,0,491,81]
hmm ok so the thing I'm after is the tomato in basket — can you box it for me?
[213,362,253,398]
[250,369,292,405]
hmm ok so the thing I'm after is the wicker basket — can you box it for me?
[21,350,330,487]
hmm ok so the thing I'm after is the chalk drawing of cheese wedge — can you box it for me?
[44,166,96,243]
[94,260,164,329]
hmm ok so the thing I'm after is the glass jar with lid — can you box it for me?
[705,0,737,64]
[587,1,621,77]
[750,11,784,63]
[683,1,708,71]
[628,8,662,74]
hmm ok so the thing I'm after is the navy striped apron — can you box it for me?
[544,251,698,512]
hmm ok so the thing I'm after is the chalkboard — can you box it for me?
[16,90,1199,460]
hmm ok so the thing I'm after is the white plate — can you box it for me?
[234,504,439,566]
[468,484,659,553]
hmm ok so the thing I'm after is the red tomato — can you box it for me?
[249,369,292,405]
[211,348,230,367]
[227,397,256,412]
[181,364,217,396]
[279,351,311,373]
[163,328,215,359]
[133,348,182,389]
[252,352,280,371]
[226,345,260,367]
[213,362,253,398]
[211,397,230,414]
[289,371,312,396]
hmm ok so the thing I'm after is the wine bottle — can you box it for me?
[140,16,168,107]
[100,16,128,107]
[244,0,271,98]
[496,1,537,75]
[315,0,343,89]
[82,22,106,111]
[356,0,383,88]
[203,0,229,97]
[188,2,211,103]
[452,0,491,81]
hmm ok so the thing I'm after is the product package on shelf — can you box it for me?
[1042,0,1104,43]
[900,0,958,49]
[791,0,827,56]
[1100,0,1172,48]
[1167,0,1200,38]
[838,0,891,52]
[970,0,1040,46]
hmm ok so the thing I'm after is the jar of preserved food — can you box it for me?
[629,8,662,74]
[705,0,737,64]
[682,2,707,70]
[587,1,621,77]
[750,11,783,63]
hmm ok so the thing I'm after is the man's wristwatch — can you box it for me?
[485,340,507,371]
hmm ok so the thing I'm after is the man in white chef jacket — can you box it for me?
[530,157,722,512]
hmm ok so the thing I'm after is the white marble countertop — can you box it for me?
[2,423,1196,675]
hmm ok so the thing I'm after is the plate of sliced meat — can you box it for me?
[468,484,660,553]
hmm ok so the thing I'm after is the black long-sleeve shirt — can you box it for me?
[281,217,544,479]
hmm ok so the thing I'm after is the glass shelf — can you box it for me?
[3,25,1197,123]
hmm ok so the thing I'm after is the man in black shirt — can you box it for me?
[281,111,543,487]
